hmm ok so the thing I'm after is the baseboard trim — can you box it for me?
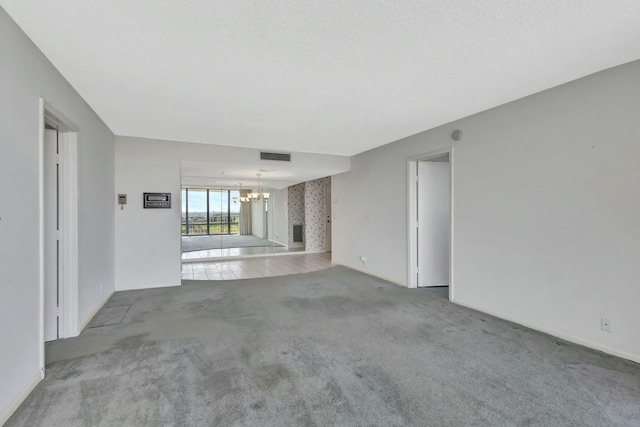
[332,265,639,364]
[269,238,288,247]
[333,263,405,287]
[0,371,42,426]
[451,298,640,364]
[79,290,114,334]
[116,281,181,292]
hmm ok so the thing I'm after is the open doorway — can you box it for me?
[180,185,289,257]
[39,99,79,372]
[179,172,334,277]
[418,155,450,288]
[407,148,453,299]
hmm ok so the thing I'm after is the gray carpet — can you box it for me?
[182,235,285,252]
[8,267,640,426]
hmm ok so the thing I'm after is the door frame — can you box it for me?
[406,147,454,300]
[39,99,79,372]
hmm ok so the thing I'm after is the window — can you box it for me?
[182,188,240,236]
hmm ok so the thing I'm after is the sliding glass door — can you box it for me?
[209,189,231,234]
[185,189,207,235]
[182,188,240,236]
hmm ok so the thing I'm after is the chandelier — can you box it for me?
[248,173,269,202]
[232,183,243,204]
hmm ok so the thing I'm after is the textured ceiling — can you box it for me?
[2,1,640,156]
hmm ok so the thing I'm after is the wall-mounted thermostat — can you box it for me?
[118,194,127,210]
[143,192,171,208]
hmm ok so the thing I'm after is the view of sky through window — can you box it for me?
[182,189,240,213]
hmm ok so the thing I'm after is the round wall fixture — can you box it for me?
[451,129,463,141]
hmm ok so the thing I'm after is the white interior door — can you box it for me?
[44,128,59,341]
[417,160,450,287]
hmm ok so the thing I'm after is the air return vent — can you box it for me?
[260,151,291,162]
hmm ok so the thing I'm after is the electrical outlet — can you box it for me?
[601,317,612,332]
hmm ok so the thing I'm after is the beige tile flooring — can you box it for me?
[181,252,333,281]
[181,245,305,261]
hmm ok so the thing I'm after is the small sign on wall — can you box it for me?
[143,193,171,208]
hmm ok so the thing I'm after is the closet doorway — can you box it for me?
[407,148,453,298]
[39,99,80,373]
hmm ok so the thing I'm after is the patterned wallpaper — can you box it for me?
[304,176,330,252]
[288,182,305,248]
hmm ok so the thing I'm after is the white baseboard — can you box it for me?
[333,262,405,287]
[79,291,114,333]
[0,371,42,426]
[269,238,288,246]
[333,265,640,364]
[451,298,640,364]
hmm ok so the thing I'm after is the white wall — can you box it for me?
[116,136,349,289]
[270,187,289,245]
[251,188,288,242]
[251,196,266,239]
[115,140,182,290]
[333,60,640,362]
[0,7,115,422]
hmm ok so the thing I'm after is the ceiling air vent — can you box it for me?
[260,151,291,162]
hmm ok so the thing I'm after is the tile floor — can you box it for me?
[181,252,333,281]
[181,245,305,260]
